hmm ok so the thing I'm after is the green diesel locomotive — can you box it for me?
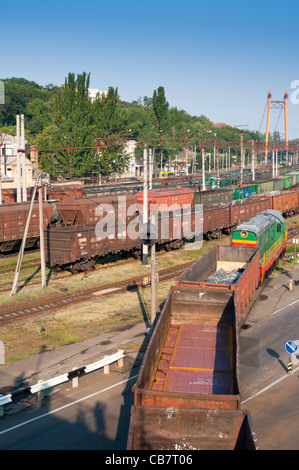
[232,210,287,283]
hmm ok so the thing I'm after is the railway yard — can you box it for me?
[1,166,299,450]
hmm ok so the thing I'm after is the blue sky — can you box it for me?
[2,0,299,138]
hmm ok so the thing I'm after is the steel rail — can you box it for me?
[0,260,195,324]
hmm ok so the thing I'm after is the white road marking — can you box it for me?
[270,298,299,317]
[241,366,299,405]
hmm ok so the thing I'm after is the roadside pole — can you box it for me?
[142,147,148,265]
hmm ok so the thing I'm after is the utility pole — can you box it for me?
[251,141,255,181]
[16,115,21,203]
[10,172,43,295]
[150,221,157,326]
[240,130,244,185]
[39,186,46,287]
[149,148,153,190]
[201,148,206,191]
[216,145,220,188]
[21,114,27,201]
[284,91,288,164]
[265,91,271,163]
[142,146,149,265]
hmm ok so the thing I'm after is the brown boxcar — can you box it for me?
[203,205,230,238]
[175,245,260,322]
[44,218,141,270]
[46,183,83,200]
[26,183,83,201]
[229,197,271,227]
[127,407,259,450]
[45,209,191,269]
[56,194,139,226]
[135,188,195,213]
[0,202,53,253]
[266,190,299,217]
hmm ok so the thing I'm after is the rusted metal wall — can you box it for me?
[127,407,259,450]
[229,197,271,226]
[0,202,53,252]
[203,205,230,234]
[1,188,16,203]
[269,190,299,216]
[46,184,83,200]
[45,219,141,267]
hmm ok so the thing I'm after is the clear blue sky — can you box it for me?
[2,0,299,138]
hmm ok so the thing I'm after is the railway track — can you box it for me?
[0,260,195,324]
[1,220,298,324]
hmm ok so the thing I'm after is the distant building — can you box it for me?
[211,122,230,128]
[88,88,107,102]
[120,140,143,178]
[0,135,38,189]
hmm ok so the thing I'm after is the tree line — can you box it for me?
[0,73,258,178]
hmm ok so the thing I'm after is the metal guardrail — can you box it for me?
[0,349,124,416]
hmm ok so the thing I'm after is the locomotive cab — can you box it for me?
[232,210,287,282]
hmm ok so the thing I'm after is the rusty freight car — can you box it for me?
[203,204,230,239]
[128,283,259,449]
[44,208,192,270]
[0,202,53,253]
[261,190,299,217]
[44,219,141,272]
[132,286,241,411]
[229,197,271,228]
[128,244,261,450]
[55,194,139,226]
[135,187,195,212]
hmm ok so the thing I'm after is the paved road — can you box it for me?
[240,292,299,450]
[0,353,143,450]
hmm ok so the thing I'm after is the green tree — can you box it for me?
[152,86,169,132]
[91,87,130,177]
[48,72,95,178]
[0,78,56,139]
